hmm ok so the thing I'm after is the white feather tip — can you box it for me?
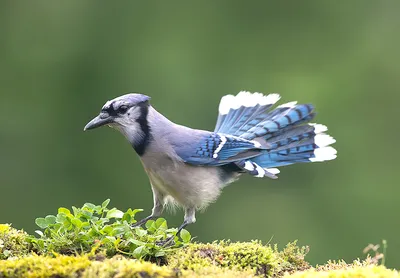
[218,91,281,115]
[310,146,337,162]
[314,134,336,148]
[309,123,328,134]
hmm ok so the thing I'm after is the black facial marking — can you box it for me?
[101,102,118,116]
[101,102,130,116]
[132,101,152,156]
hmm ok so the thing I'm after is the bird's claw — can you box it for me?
[130,222,142,228]
[156,236,175,247]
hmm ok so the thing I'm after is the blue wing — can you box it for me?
[175,133,264,166]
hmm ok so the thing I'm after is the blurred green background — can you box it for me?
[1,0,399,268]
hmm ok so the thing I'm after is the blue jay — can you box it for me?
[84,91,336,236]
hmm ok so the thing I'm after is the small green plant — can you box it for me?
[29,199,191,259]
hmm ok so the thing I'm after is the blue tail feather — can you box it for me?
[214,92,280,134]
[215,92,336,178]
[239,104,314,140]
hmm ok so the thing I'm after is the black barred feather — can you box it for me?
[212,92,336,178]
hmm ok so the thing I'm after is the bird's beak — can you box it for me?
[84,114,114,131]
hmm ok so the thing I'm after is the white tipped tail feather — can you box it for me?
[218,91,280,115]
[277,101,298,108]
[243,160,280,178]
[309,123,328,134]
[314,134,336,148]
[310,146,337,162]
[310,123,337,162]
[216,91,337,178]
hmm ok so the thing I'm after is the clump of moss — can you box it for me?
[167,240,279,277]
[272,241,310,277]
[0,224,32,259]
[315,259,373,272]
[0,254,91,278]
[0,253,252,278]
[285,265,398,278]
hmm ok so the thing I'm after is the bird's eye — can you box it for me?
[118,105,128,114]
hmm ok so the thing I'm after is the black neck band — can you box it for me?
[132,102,151,156]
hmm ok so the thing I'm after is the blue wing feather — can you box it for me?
[175,133,263,166]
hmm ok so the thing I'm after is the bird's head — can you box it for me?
[84,93,151,147]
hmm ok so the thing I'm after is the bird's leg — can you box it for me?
[131,185,164,228]
[158,207,196,246]
[177,207,196,234]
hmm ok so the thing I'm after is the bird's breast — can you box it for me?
[141,157,225,209]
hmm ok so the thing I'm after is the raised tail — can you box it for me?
[215,91,336,178]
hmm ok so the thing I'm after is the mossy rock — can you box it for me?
[167,240,310,277]
[0,224,397,277]
[0,225,32,260]
[285,265,399,278]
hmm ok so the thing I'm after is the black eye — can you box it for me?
[117,105,128,114]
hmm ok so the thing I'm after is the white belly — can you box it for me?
[143,160,224,209]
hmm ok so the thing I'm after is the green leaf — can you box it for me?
[127,238,145,246]
[35,218,48,229]
[56,213,67,223]
[71,206,79,215]
[101,225,113,235]
[93,205,102,214]
[155,250,165,257]
[45,215,57,225]
[122,212,131,223]
[132,245,145,259]
[155,218,167,230]
[3,250,11,258]
[83,202,96,210]
[166,228,177,234]
[80,209,93,219]
[113,237,121,249]
[71,218,83,228]
[106,208,124,219]
[145,220,155,229]
[102,199,110,208]
[135,228,147,237]
[111,226,125,236]
[180,229,191,243]
[58,207,71,215]
[131,209,143,218]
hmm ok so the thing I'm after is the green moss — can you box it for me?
[81,255,175,278]
[0,254,91,278]
[0,224,31,259]
[0,253,252,278]
[167,240,279,276]
[0,224,396,278]
[167,240,310,277]
[285,265,399,278]
[272,242,310,276]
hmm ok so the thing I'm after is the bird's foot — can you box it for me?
[130,216,155,228]
[156,236,175,247]
[130,221,143,228]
